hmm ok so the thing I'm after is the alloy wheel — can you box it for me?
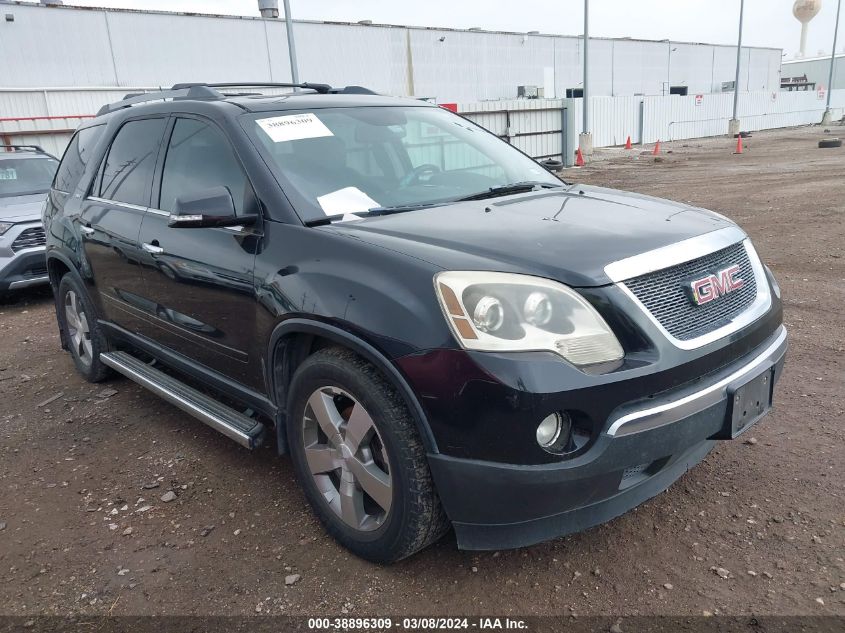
[64,289,93,367]
[301,386,393,532]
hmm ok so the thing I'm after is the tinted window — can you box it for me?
[159,118,250,214]
[54,125,105,193]
[99,118,167,206]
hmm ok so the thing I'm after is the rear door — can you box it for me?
[136,115,261,387]
[79,116,168,328]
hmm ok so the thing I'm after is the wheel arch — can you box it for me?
[268,319,439,456]
[46,251,74,288]
[46,252,76,351]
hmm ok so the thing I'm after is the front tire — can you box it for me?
[57,273,112,383]
[286,347,449,563]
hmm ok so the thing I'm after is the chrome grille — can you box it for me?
[11,226,46,252]
[622,241,758,341]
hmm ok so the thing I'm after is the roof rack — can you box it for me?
[172,81,334,94]
[1,144,57,159]
[96,85,224,116]
[96,82,378,116]
[174,82,377,95]
[2,144,45,153]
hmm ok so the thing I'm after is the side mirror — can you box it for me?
[168,186,257,229]
[539,158,563,172]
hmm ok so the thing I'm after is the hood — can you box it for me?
[330,184,737,287]
[0,193,47,223]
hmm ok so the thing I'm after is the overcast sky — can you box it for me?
[65,0,843,59]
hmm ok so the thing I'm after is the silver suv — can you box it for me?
[0,146,59,298]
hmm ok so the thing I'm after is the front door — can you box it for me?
[137,116,261,388]
[80,117,168,330]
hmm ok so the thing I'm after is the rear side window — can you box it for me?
[98,118,167,206]
[53,125,105,193]
[159,118,251,214]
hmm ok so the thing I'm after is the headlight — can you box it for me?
[434,271,624,367]
[0,222,13,236]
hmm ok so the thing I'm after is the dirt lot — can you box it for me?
[1,126,843,618]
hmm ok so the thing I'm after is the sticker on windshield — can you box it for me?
[0,168,17,180]
[317,187,378,218]
[256,113,333,143]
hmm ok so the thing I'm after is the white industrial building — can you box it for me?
[782,54,845,91]
[0,1,788,157]
[0,1,784,100]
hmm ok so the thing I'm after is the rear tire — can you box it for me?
[57,273,112,383]
[286,347,449,563]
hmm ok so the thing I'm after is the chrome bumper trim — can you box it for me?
[604,226,747,283]
[606,326,787,437]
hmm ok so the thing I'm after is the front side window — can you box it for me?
[54,125,105,193]
[159,118,250,214]
[246,106,559,222]
[0,155,59,198]
[98,118,167,206]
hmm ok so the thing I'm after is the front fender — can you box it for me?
[267,318,439,455]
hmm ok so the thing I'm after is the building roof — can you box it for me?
[783,53,845,64]
[0,0,783,51]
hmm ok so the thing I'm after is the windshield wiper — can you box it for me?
[365,201,450,215]
[455,181,564,202]
[304,182,566,226]
[305,201,450,226]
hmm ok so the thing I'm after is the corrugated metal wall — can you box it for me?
[455,89,845,166]
[0,2,781,101]
[641,90,845,143]
[3,89,841,161]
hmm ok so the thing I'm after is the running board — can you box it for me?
[99,351,265,449]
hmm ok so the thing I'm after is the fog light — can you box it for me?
[536,411,571,448]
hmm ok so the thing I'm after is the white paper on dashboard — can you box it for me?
[317,187,378,218]
[256,112,334,143]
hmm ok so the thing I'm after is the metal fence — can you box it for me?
[1,87,843,164]
[458,89,845,167]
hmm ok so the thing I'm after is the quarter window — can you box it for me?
[54,125,105,193]
[159,118,251,215]
[98,118,167,206]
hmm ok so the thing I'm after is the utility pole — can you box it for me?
[729,0,746,138]
[823,0,842,124]
[258,0,300,85]
[282,0,300,85]
[579,0,593,156]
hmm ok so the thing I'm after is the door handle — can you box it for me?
[142,242,164,255]
[79,226,95,236]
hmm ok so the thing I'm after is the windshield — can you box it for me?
[246,106,561,222]
[0,156,59,198]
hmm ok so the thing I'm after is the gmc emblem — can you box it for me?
[687,265,744,306]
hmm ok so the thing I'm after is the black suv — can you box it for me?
[43,83,787,562]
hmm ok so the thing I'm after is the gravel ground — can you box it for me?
[0,125,843,618]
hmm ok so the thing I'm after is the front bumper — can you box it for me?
[0,221,48,292]
[426,325,787,551]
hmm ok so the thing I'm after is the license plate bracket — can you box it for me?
[723,366,775,438]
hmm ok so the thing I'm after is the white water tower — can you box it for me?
[793,0,822,57]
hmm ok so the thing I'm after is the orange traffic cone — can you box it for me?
[652,140,661,156]
[575,147,586,167]
[734,135,744,154]
[624,136,633,150]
